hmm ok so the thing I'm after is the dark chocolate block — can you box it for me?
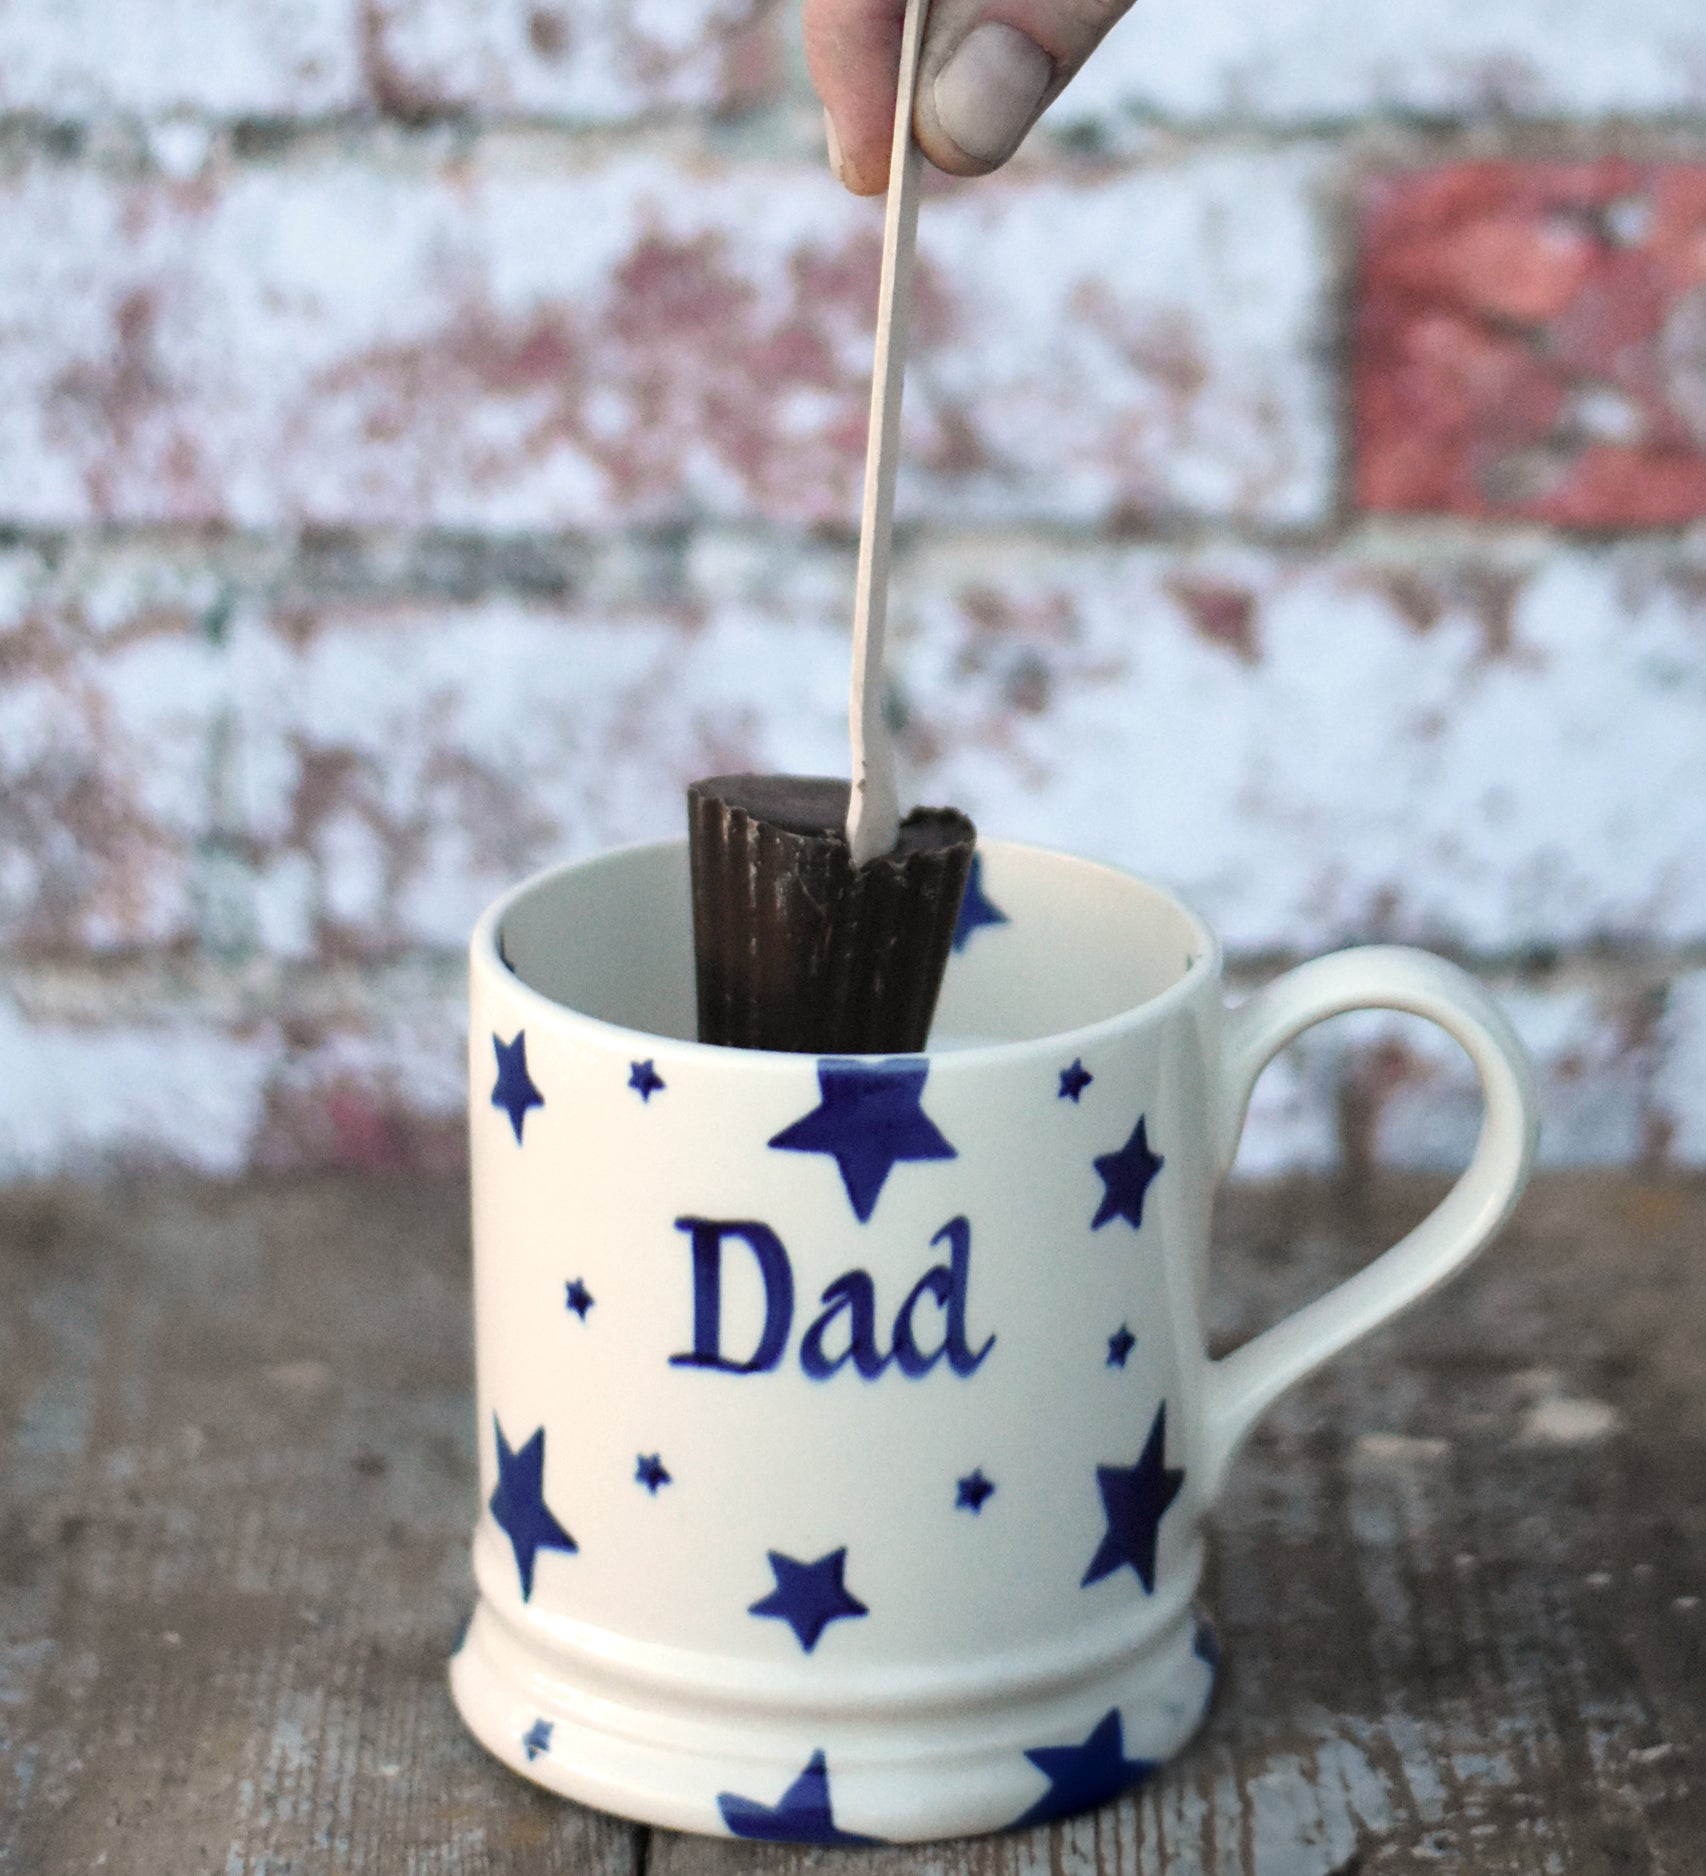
[687,774,975,1054]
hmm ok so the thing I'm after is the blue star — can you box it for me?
[564,1278,594,1319]
[629,1059,665,1101]
[769,1059,955,1224]
[1011,1709,1158,1827]
[635,1453,671,1493]
[718,1750,882,1845]
[956,1468,995,1513]
[749,1548,868,1653]
[491,1032,544,1144]
[522,1718,554,1762]
[952,852,1010,953]
[489,1419,577,1601]
[1106,1324,1136,1368]
[1081,1403,1184,1594]
[1091,1113,1164,1231]
[1059,1058,1093,1101]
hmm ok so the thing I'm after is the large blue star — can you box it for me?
[1091,1113,1164,1231]
[489,1419,577,1601]
[522,1718,554,1762]
[1011,1708,1158,1826]
[952,851,1010,952]
[491,1031,544,1144]
[749,1548,868,1653]
[1081,1403,1184,1593]
[769,1059,955,1223]
[718,1750,882,1845]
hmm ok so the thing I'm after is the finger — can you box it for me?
[917,0,1137,177]
[804,0,908,196]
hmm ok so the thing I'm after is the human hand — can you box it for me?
[805,0,1136,195]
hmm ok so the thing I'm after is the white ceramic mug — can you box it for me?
[450,837,1537,1843]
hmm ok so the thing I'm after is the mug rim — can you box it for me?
[472,834,1224,1067]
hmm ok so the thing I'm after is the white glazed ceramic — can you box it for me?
[450,837,1538,1842]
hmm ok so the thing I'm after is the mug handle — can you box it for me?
[1199,945,1539,1497]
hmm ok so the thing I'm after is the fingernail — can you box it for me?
[823,105,848,185]
[932,22,1053,166]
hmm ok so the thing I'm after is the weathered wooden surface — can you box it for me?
[1,1172,1701,1873]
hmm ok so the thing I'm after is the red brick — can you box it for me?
[1355,162,1706,526]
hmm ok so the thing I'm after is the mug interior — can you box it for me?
[495,838,1212,1049]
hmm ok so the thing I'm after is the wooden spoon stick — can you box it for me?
[845,0,929,867]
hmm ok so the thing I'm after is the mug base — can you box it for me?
[448,1599,1219,1842]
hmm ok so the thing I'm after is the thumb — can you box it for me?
[915,0,1136,176]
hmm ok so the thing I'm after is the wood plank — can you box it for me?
[0,1176,637,1875]
[2,1173,1703,1871]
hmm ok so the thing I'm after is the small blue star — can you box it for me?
[769,1059,955,1223]
[522,1718,554,1762]
[1106,1325,1136,1368]
[629,1059,665,1101]
[718,1750,882,1845]
[749,1548,868,1653]
[1011,1708,1158,1826]
[491,1032,544,1144]
[952,852,1010,952]
[564,1278,594,1319]
[489,1419,577,1601]
[956,1469,995,1513]
[1059,1059,1093,1101]
[1081,1403,1185,1594]
[635,1453,671,1493]
[1091,1113,1164,1232]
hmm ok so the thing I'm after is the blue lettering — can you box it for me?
[667,1216,994,1381]
[669,1218,793,1373]
[801,1270,891,1380]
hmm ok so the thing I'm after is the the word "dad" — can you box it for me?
[669,1215,995,1382]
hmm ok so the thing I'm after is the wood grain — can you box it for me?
[2,1173,1702,1872]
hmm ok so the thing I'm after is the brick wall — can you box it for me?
[2,0,1704,1179]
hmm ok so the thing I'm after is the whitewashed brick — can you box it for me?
[0,546,223,952]
[909,149,1331,528]
[222,592,852,954]
[6,524,1702,1176]
[0,992,275,1179]
[207,535,1706,966]
[1653,972,1706,1164]
[184,528,1699,971]
[899,541,1706,956]
[0,963,468,1177]
[0,146,1329,530]
[0,960,1663,1179]
[1060,0,1706,129]
[249,972,467,1169]
[363,0,778,120]
[1226,975,1662,1175]
[0,0,359,119]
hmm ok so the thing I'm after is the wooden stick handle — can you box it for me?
[844,0,929,867]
